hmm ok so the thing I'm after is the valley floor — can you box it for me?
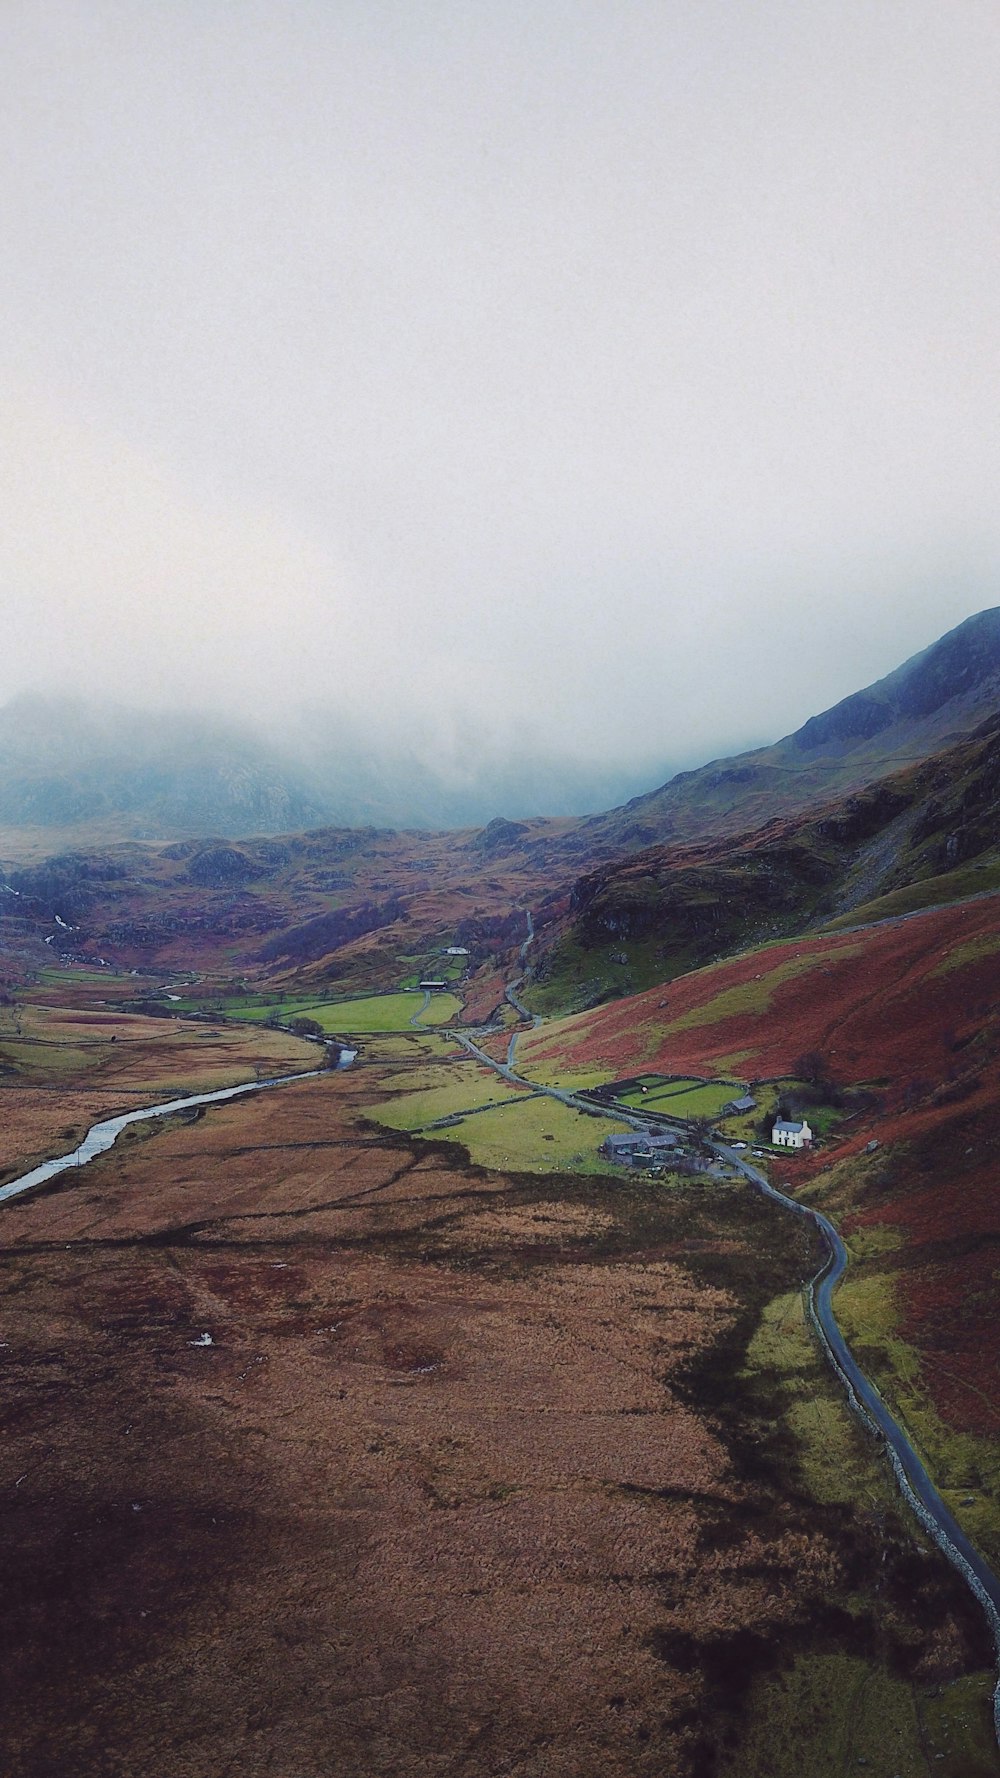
[0,996,997,1776]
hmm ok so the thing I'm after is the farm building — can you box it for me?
[601,1131,680,1166]
[418,980,449,991]
[771,1118,813,1149]
[722,1093,757,1115]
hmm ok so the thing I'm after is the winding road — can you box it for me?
[5,936,999,1744]
[713,1140,1000,1739]
[458,913,1000,1737]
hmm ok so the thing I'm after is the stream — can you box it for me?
[2,988,997,1744]
[0,1068,325,1207]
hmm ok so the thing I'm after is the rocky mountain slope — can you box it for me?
[575,605,1000,858]
[2,608,999,1000]
[521,706,1000,1015]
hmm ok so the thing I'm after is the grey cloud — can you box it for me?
[0,2,998,774]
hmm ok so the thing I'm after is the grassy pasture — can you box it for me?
[615,1077,742,1119]
[367,1074,630,1173]
[438,1094,630,1173]
[195,990,464,1032]
[368,1063,534,1131]
[316,991,464,1031]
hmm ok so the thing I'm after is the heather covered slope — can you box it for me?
[0,822,570,987]
[0,985,996,1776]
[519,894,1000,1568]
[521,707,1000,1016]
[576,605,1000,856]
[519,894,1000,1088]
[3,611,1000,1004]
[2,608,999,877]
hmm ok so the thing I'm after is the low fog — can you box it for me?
[2,3,999,781]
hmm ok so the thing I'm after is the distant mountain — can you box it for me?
[578,607,1000,856]
[0,697,330,841]
[0,695,658,845]
[2,607,999,869]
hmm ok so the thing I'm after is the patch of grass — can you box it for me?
[514,1061,615,1093]
[718,1650,998,1778]
[728,1281,1000,1775]
[930,932,1000,977]
[368,1065,533,1131]
[616,1079,740,1119]
[379,1091,632,1174]
[355,1032,459,1063]
[666,946,865,1033]
[743,1289,893,1509]
[820,856,1000,932]
[246,991,465,1032]
[833,1268,1000,1562]
[920,1672,1000,1777]
[523,935,686,1018]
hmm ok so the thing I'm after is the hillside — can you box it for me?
[0,820,572,986]
[576,605,1000,857]
[2,609,998,862]
[2,638,1000,1774]
[3,690,1000,1018]
[520,708,1000,1016]
[518,893,1000,1571]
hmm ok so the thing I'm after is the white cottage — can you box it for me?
[771,1118,813,1149]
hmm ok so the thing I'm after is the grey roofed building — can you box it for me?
[722,1093,757,1114]
[601,1131,680,1163]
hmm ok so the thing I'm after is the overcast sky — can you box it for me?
[3,1,999,774]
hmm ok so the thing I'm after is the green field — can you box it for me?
[186,990,464,1033]
[616,1077,742,1119]
[368,1078,631,1174]
[365,1063,536,1132]
[317,991,463,1031]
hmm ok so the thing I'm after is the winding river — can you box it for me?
[0,1068,324,1207]
[2,1013,997,1744]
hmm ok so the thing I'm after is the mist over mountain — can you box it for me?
[0,694,668,843]
[579,605,1000,854]
[1,609,998,853]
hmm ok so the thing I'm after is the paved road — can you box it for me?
[504,911,543,1065]
[462,973,1000,1729]
[409,989,432,1027]
[714,1138,1000,1718]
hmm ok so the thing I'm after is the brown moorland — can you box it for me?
[521,899,1000,1559]
[0,1045,994,1776]
[0,1002,320,1186]
[519,895,1000,1088]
